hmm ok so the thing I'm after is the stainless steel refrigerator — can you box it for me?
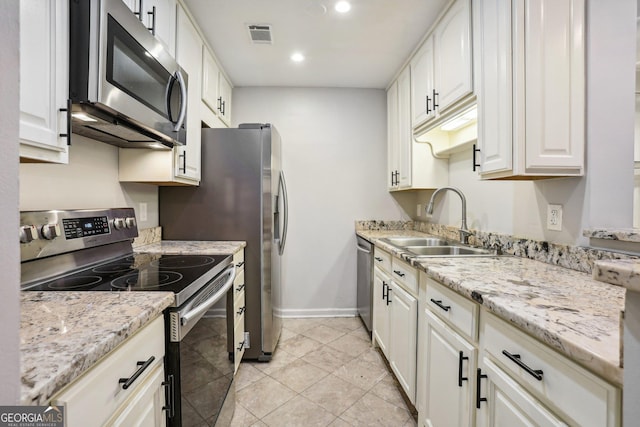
[159,123,288,361]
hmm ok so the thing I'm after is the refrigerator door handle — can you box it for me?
[278,171,289,255]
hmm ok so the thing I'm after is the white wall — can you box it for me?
[1,0,21,404]
[233,87,405,316]
[20,136,159,228]
[415,0,636,246]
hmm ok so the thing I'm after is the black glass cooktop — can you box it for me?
[25,253,232,305]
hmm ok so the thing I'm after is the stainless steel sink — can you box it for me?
[380,236,451,247]
[404,245,496,257]
[379,235,498,257]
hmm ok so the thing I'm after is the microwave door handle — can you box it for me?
[278,171,289,255]
[173,70,187,132]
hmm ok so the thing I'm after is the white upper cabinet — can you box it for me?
[475,0,585,179]
[387,67,448,191]
[202,47,233,127]
[122,0,176,56]
[411,0,473,131]
[174,4,202,182]
[19,0,69,164]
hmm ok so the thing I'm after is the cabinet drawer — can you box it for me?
[391,257,418,295]
[233,293,246,326]
[233,269,245,305]
[233,314,246,373]
[480,311,620,427]
[51,316,165,427]
[233,250,245,270]
[425,278,477,342]
[374,247,391,272]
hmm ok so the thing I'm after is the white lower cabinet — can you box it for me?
[373,265,391,357]
[232,249,246,373]
[51,316,166,427]
[414,273,621,427]
[476,356,565,427]
[388,282,418,402]
[372,249,418,403]
[421,309,476,427]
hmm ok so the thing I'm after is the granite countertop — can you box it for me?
[357,230,625,387]
[20,291,174,405]
[593,258,640,292]
[135,240,246,255]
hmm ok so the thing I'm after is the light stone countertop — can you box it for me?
[583,228,640,243]
[593,258,640,292]
[20,240,246,406]
[357,230,625,386]
[20,291,174,405]
[134,240,246,256]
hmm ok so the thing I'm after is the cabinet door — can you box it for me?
[218,73,233,126]
[107,364,167,427]
[411,37,436,128]
[520,0,584,171]
[175,5,202,182]
[389,281,417,403]
[19,0,69,164]
[144,0,176,57]
[476,356,567,427]
[434,0,473,112]
[475,0,513,175]
[422,309,476,427]
[373,267,391,358]
[387,81,399,189]
[202,47,221,115]
[397,67,413,188]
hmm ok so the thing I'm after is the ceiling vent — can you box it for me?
[247,25,273,44]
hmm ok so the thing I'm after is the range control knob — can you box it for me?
[113,218,126,230]
[41,223,61,240]
[19,225,39,244]
[125,217,137,229]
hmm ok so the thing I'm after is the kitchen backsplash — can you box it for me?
[355,220,640,275]
[132,226,162,248]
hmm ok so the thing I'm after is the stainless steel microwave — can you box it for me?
[69,0,187,149]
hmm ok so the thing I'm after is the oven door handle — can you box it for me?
[180,266,236,326]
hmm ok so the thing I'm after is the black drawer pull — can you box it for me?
[237,340,246,351]
[237,306,246,315]
[119,356,155,390]
[430,298,451,312]
[382,281,388,300]
[374,256,383,262]
[476,368,487,408]
[386,287,392,305]
[502,350,544,381]
[458,351,469,387]
[393,270,405,277]
[236,261,245,268]
[236,283,245,292]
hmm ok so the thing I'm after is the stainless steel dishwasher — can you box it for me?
[356,235,373,332]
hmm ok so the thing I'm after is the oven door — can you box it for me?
[165,265,236,427]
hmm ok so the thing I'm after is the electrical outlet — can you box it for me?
[417,203,422,217]
[139,202,148,222]
[547,204,563,231]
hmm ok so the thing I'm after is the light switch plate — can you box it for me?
[547,204,563,231]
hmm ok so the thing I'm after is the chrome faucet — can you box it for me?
[426,187,473,244]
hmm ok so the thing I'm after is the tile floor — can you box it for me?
[229,317,418,427]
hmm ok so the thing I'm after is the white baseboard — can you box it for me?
[277,307,358,318]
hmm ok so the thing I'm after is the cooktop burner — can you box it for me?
[25,253,233,305]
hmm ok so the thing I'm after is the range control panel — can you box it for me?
[19,208,138,262]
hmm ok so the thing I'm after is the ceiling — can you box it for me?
[183,0,449,89]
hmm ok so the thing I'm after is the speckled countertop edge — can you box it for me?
[20,291,174,405]
[134,240,246,256]
[593,258,640,292]
[584,228,640,243]
[358,229,624,386]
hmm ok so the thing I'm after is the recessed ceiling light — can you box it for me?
[291,52,305,63]
[335,1,351,13]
